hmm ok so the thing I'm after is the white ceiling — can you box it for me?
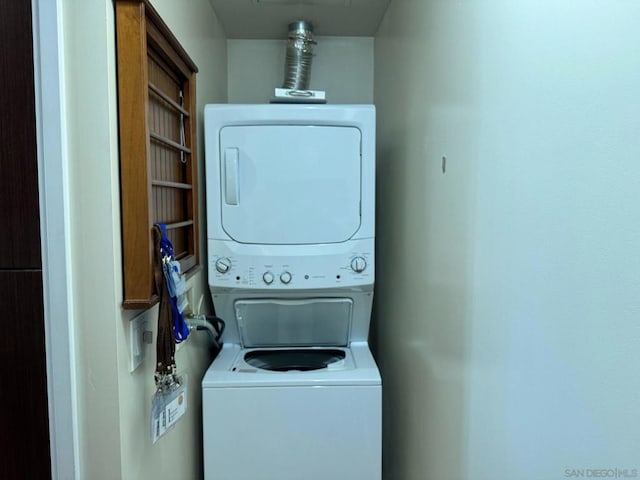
[208,0,391,39]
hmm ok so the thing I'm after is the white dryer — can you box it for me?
[202,104,380,480]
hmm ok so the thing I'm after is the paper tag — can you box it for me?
[163,260,185,298]
[176,293,189,314]
[151,376,188,444]
[170,260,186,296]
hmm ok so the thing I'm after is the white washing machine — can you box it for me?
[202,104,380,480]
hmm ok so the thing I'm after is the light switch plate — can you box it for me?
[130,309,152,372]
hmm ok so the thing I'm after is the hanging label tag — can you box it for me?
[151,375,188,444]
[164,259,186,298]
[171,260,189,314]
[176,293,189,314]
[170,260,186,296]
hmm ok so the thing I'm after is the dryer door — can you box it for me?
[219,125,361,244]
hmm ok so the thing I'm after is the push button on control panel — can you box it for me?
[280,271,292,284]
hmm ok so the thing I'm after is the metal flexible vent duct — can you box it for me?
[282,20,316,90]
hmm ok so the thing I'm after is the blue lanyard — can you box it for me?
[156,223,175,259]
[155,223,190,343]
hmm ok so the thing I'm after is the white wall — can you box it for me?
[62,1,123,476]
[227,37,373,103]
[374,1,640,479]
[61,0,226,478]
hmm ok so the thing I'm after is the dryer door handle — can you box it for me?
[224,148,239,205]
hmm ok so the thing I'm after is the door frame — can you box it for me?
[32,0,78,478]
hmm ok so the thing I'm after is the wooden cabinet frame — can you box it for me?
[116,0,199,309]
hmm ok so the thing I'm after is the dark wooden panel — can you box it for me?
[0,270,51,479]
[0,2,51,477]
[0,0,41,269]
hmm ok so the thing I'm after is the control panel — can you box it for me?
[208,240,374,290]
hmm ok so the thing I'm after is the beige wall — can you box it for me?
[375,1,640,479]
[373,2,475,478]
[62,0,226,478]
[63,0,123,476]
[60,1,640,478]
[227,37,374,104]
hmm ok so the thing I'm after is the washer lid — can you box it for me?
[235,298,352,348]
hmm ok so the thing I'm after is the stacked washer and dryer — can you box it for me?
[202,104,381,480]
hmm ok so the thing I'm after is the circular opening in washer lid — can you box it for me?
[244,349,346,372]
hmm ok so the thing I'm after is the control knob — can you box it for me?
[351,256,367,273]
[263,271,274,285]
[215,257,232,274]
[280,271,292,284]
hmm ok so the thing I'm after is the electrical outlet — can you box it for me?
[129,309,152,372]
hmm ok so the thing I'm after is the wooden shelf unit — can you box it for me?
[115,0,199,310]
